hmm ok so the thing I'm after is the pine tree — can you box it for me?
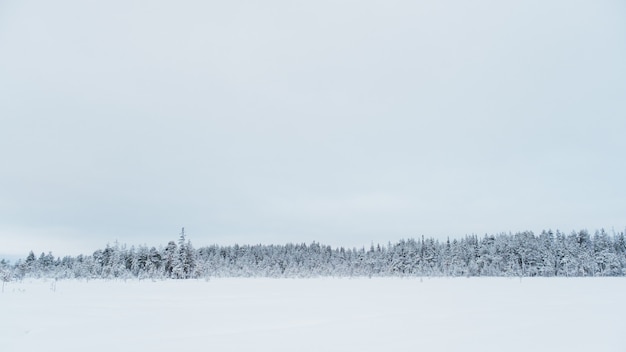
[163,241,178,278]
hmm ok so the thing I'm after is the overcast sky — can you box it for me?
[1,0,625,259]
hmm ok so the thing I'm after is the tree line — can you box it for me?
[1,228,625,281]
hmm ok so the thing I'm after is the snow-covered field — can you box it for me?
[2,278,624,352]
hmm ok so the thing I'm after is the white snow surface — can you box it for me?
[2,278,624,352]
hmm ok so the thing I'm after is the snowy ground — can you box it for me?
[1,278,624,352]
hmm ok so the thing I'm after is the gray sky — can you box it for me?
[1,0,625,259]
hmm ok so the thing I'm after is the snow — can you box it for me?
[2,278,625,352]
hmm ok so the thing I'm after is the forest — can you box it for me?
[2,229,625,281]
